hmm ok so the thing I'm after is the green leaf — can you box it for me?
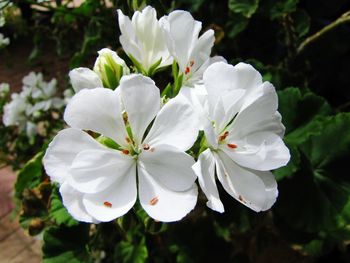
[278,87,332,135]
[115,236,148,263]
[269,0,299,20]
[49,187,79,227]
[15,152,44,199]
[43,224,92,263]
[228,0,259,18]
[292,9,310,37]
[226,13,249,39]
[276,113,350,232]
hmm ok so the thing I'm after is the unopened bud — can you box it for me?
[93,48,130,89]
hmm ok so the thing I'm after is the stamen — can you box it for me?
[149,196,159,206]
[103,201,112,208]
[122,149,130,155]
[185,66,190,75]
[219,131,229,142]
[189,60,194,67]
[143,144,150,150]
[227,143,237,149]
[125,137,131,143]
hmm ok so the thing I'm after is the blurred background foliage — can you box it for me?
[1,0,350,262]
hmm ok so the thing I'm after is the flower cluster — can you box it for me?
[2,72,68,138]
[43,6,290,223]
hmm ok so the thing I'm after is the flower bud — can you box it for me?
[93,48,129,89]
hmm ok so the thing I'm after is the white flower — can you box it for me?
[43,74,199,223]
[117,6,172,72]
[93,48,130,89]
[3,93,27,128]
[69,68,103,93]
[160,10,218,86]
[192,62,290,213]
[0,33,9,48]
[0,82,9,95]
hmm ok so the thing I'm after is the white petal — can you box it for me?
[215,151,277,211]
[119,74,160,145]
[59,182,99,223]
[64,88,128,147]
[203,62,263,111]
[161,10,202,70]
[139,145,196,191]
[189,29,215,73]
[138,163,198,222]
[69,68,103,93]
[117,9,142,63]
[43,128,105,184]
[178,85,208,130]
[68,148,135,194]
[230,82,284,139]
[222,132,290,171]
[144,94,199,151]
[193,149,224,213]
[83,163,137,222]
[224,84,290,170]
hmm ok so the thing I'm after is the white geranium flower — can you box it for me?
[160,10,219,86]
[117,6,172,72]
[192,62,290,213]
[93,48,130,89]
[44,74,199,223]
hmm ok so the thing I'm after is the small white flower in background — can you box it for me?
[43,74,199,223]
[0,82,10,95]
[93,48,130,89]
[0,33,9,48]
[117,6,173,73]
[160,10,221,86]
[3,92,27,128]
[2,72,66,138]
[192,62,290,213]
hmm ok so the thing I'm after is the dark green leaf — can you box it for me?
[49,187,79,227]
[228,0,259,18]
[15,152,44,199]
[115,237,148,263]
[43,224,92,263]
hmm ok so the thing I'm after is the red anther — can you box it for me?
[103,201,112,208]
[227,143,237,149]
[149,196,159,206]
[218,131,229,142]
[185,67,190,75]
[143,144,150,150]
[189,60,195,67]
[122,149,130,155]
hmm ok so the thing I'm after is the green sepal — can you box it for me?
[96,135,121,150]
[104,64,119,89]
[128,53,146,74]
[147,57,162,77]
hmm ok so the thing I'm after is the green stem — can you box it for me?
[297,10,350,54]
